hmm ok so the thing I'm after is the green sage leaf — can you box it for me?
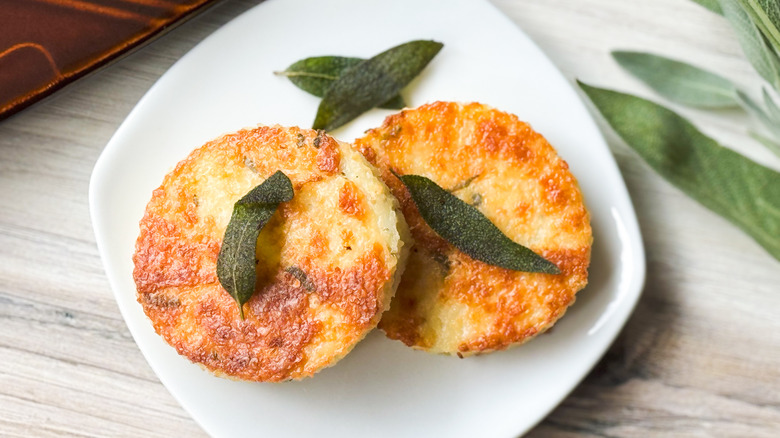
[394,172,560,274]
[578,81,780,261]
[690,0,724,14]
[313,40,443,131]
[719,0,780,90]
[216,171,294,319]
[736,90,780,148]
[762,87,780,123]
[737,0,780,53]
[612,51,740,108]
[275,56,406,109]
[750,130,780,155]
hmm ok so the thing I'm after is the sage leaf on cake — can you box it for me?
[394,172,560,274]
[578,81,780,261]
[275,56,406,109]
[216,171,294,319]
[612,51,740,108]
[313,40,443,131]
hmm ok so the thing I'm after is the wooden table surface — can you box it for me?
[2,0,778,436]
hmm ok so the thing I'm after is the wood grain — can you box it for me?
[0,0,778,437]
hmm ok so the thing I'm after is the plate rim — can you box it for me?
[89,0,647,436]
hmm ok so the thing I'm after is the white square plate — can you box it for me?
[89,0,646,436]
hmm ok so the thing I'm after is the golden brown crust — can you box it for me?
[355,102,592,355]
[338,180,367,219]
[133,126,405,381]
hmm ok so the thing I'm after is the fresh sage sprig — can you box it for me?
[579,82,780,261]
[718,0,780,91]
[737,90,780,147]
[583,0,780,263]
[735,0,780,56]
[611,0,780,161]
[393,172,560,274]
[275,56,406,109]
[312,40,443,131]
[216,171,294,319]
[611,50,780,154]
[612,51,741,108]
[710,0,780,96]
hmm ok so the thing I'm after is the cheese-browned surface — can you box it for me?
[355,102,592,355]
[133,126,408,381]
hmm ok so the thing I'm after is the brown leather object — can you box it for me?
[0,0,218,121]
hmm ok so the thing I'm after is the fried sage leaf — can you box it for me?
[313,40,443,131]
[275,56,405,109]
[394,172,560,274]
[612,51,740,108]
[216,171,294,319]
[579,81,780,261]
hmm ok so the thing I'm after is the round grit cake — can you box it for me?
[133,126,409,381]
[355,101,592,356]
